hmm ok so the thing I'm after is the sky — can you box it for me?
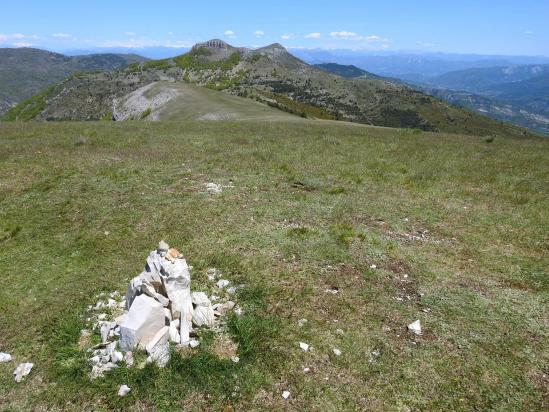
[0,0,547,56]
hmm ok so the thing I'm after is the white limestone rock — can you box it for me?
[193,305,215,327]
[90,362,118,380]
[215,301,235,316]
[206,182,222,195]
[13,363,33,382]
[299,342,310,352]
[282,390,291,399]
[169,320,181,343]
[191,292,211,307]
[333,348,342,356]
[124,351,134,367]
[216,279,230,289]
[145,326,170,368]
[163,258,193,321]
[0,352,12,362]
[118,384,131,397]
[408,319,422,335]
[119,295,166,351]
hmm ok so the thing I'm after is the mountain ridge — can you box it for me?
[3,40,535,138]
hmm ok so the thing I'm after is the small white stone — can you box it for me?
[118,384,131,397]
[234,306,243,316]
[299,342,310,352]
[282,390,291,399]
[298,318,308,327]
[97,313,107,321]
[333,348,342,356]
[206,182,222,195]
[189,339,200,348]
[216,279,230,289]
[0,352,12,362]
[111,351,123,364]
[303,367,310,373]
[226,287,237,295]
[370,264,377,269]
[408,319,422,335]
[124,351,134,367]
[231,356,240,363]
[89,356,101,365]
[13,363,33,382]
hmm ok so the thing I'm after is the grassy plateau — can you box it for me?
[0,120,547,411]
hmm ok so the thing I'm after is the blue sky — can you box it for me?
[0,0,547,55]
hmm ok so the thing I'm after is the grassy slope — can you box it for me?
[0,120,547,410]
[141,81,298,121]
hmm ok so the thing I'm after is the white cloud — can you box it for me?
[281,33,295,40]
[254,30,265,37]
[305,32,321,39]
[13,42,34,48]
[224,30,236,38]
[53,33,71,38]
[524,30,534,35]
[0,33,39,45]
[330,31,359,39]
[124,31,137,36]
[417,41,435,48]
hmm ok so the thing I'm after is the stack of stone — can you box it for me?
[89,241,223,378]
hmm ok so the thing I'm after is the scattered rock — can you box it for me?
[189,339,200,348]
[0,352,12,362]
[215,301,236,316]
[370,264,377,269]
[231,356,240,363]
[124,351,134,368]
[206,183,222,195]
[299,342,310,352]
[13,363,33,382]
[325,286,339,294]
[407,319,422,335]
[216,279,230,289]
[282,390,291,399]
[298,318,308,327]
[333,348,342,356]
[118,384,131,397]
[303,367,310,373]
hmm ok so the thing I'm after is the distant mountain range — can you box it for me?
[0,48,147,114]
[317,62,549,135]
[2,40,533,139]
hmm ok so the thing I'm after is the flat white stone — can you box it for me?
[333,348,342,356]
[146,326,170,367]
[282,390,291,399]
[0,352,12,362]
[13,363,33,382]
[206,182,222,194]
[118,384,131,397]
[111,351,123,364]
[408,319,422,335]
[119,295,166,351]
[303,367,310,373]
[299,342,310,352]
[231,356,240,363]
[189,339,200,348]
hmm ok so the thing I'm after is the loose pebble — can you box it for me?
[282,390,291,399]
[299,342,310,352]
[118,384,131,397]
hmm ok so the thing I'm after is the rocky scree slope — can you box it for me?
[3,41,533,137]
